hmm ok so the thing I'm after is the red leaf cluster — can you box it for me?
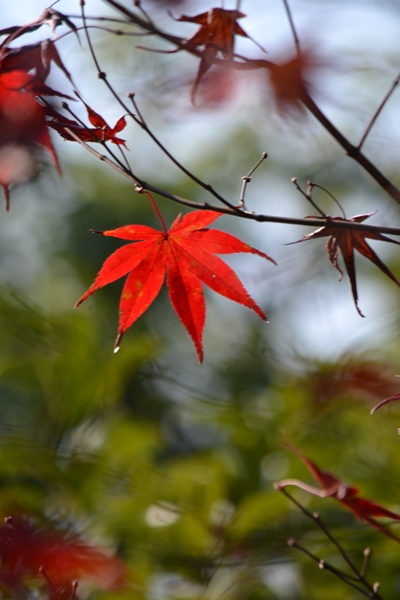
[76,207,275,362]
[276,445,400,541]
[290,212,400,316]
[0,516,125,594]
[0,36,73,208]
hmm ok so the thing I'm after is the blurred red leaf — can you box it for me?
[0,70,60,209]
[268,52,314,114]
[177,8,262,102]
[276,445,400,541]
[0,516,125,592]
[289,212,400,316]
[178,9,249,54]
[302,358,399,405]
[75,208,275,362]
[194,68,237,107]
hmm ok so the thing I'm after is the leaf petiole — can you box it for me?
[136,186,168,235]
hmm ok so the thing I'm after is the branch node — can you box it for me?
[98,71,107,80]
[287,537,296,547]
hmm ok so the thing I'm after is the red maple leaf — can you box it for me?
[0,516,125,592]
[75,205,276,362]
[0,70,60,209]
[275,445,400,541]
[289,212,400,316]
[46,103,128,148]
[176,8,263,102]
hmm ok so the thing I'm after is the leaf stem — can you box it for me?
[136,187,168,234]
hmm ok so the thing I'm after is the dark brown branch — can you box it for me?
[59,127,400,237]
[300,90,400,205]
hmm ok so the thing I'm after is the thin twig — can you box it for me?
[127,94,241,212]
[280,488,383,599]
[282,0,301,57]
[238,152,267,209]
[360,548,372,580]
[279,488,359,576]
[291,178,326,217]
[287,539,383,599]
[358,72,400,150]
[308,181,347,218]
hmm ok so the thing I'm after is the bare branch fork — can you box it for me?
[279,488,384,599]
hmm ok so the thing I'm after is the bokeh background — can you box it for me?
[2,0,400,598]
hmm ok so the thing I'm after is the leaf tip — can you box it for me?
[114,331,123,353]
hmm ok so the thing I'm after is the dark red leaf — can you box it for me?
[47,103,128,148]
[1,40,73,84]
[289,212,400,316]
[276,445,400,542]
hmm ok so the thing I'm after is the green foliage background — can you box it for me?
[2,1,400,598]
